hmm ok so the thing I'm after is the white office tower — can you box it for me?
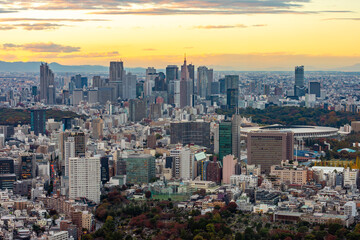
[180,148,194,180]
[64,137,75,176]
[123,73,137,100]
[145,67,157,96]
[69,157,101,203]
[174,80,181,107]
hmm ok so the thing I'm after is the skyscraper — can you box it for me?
[197,66,213,99]
[180,57,189,108]
[129,99,147,122]
[0,158,16,190]
[166,65,179,84]
[224,75,239,92]
[19,154,36,179]
[225,75,239,109]
[219,121,232,162]
[231,114,242,160]
[100,157,110,185]
[109,61,125,100]
[123,72,137,99]
[247,131,294,174]
[145,67,157,96]
[92,117,104,140]
[68,157,100,203]
[40,63,55,104]
[31,109,46,136]
[309,81,321,98]
[227,88,238,110]
[125,154,156,185]
[294,66,305,97]
[60,131,86,168]
[222,155,236,184]
[64,137,75,177]
[170,121,211,148]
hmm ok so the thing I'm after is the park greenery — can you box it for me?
[83,188,360,240]
[0,108,83,126]
[216,106,360,128]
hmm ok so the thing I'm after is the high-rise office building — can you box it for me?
[100,157,110,185]
[31,109,46,136]
[219,121,232,162]
[126,154,155,185]
[60,131,86,168]
[92,117,103,140]
[206,159,222,184]
[19,154,36,179]
[309,81,321,98]
[0,158,14,174]
[62,118,73,131]
[219,78,226,94]
[64,137,75,177]
[166,65,179,84]
[123,73,137,99]
[231,114,242,160]
[0,157,16,190]
[69,157,100,203]
[72,89,83,105]
[224,75,239,92]
[170,121,211,148]
[197,66,213,99]
[0,125,14,140]
[247,131,294,174]
[222,155,236,184]
[109,61,125,100]
[154,72,167,92]
[294,66,305,97]
[136,82,144,98]
[92,76,103,88]
[145,67,157,96]
[180,56,195,107]
[98,87,114,105]
[129,99,147,122]
[179,148,194,180]
[188,63,195,106]
[227,88,238,109]
[180,57,189,108]
[40,63,55,104]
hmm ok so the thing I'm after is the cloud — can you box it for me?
[35,51,120,59]
[0,18,108,22]
[194,24,267,29]
[194,24,247,29]
[0,23,69,31]
[0,0,353,15]
[3,42,81,53]
[16,23,66,30]
[89,8,318,15]
[324,18,360,21]
[0,25,15,30]
[143,48,156,51]
[253,24,267,27]
[0,18,109,31]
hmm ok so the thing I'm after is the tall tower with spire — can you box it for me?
[180,54,189,108]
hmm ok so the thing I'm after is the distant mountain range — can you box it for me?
[0,61,359,73]
[331,63,360,72]
[0,61,147,73]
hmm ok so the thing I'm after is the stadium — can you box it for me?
[240,125,339,140]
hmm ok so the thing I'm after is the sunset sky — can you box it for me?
[0,0,360,70]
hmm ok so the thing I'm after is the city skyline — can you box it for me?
[0,1,359,70]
